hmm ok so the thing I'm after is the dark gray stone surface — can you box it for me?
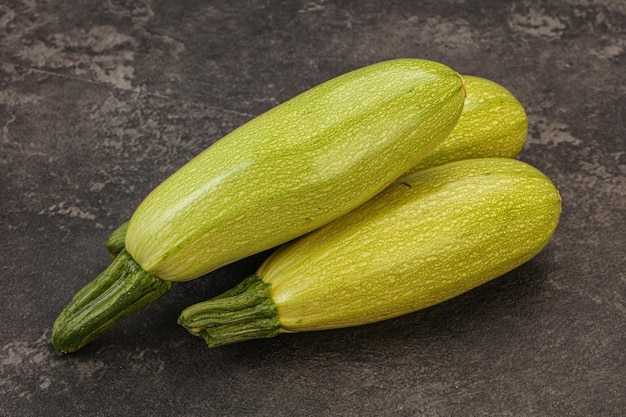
[1,1,624,416]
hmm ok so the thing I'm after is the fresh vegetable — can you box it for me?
[104,76,528,259]
[405,75,527,174]
[178,158,561,347]
[52,58,466,353]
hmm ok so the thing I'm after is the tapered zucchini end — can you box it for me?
[52,249,172,353]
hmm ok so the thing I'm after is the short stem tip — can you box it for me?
[178,275,282,347]
[51,249,172,353]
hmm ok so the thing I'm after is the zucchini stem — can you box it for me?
[51,249,172,353]
[178,275,281,347]
[106,221,129,258]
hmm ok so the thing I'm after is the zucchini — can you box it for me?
[104,76,528,258]
[405,75,527,174]
[178,158,561,347]
[52,58,465,352]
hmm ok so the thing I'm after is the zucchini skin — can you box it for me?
[126,58,465,282]
[179,158,561,346]
[106,76,526,258]
[406,75,527,174]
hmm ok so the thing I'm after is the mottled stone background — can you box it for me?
[1,1,624,416]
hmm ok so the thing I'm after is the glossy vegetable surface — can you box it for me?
[52,58,465,352]
[179,158,561,347]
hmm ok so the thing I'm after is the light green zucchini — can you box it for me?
[104,76,527,259]
[178,158,561,347]
[52,58,465,353]
[405,75,528,174]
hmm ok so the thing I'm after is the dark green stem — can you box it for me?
[51,249,172,353]
[106,221,129,258]
[178,275,281,348]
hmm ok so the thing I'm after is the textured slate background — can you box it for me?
[1,1,624,416]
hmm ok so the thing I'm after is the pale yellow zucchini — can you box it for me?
[179,158,561,347]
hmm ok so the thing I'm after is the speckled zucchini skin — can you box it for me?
[107,75,527,260]
[126,59,465,282]
[179,158,561,346]
[406,75,528,174]
[265,158,560,332]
